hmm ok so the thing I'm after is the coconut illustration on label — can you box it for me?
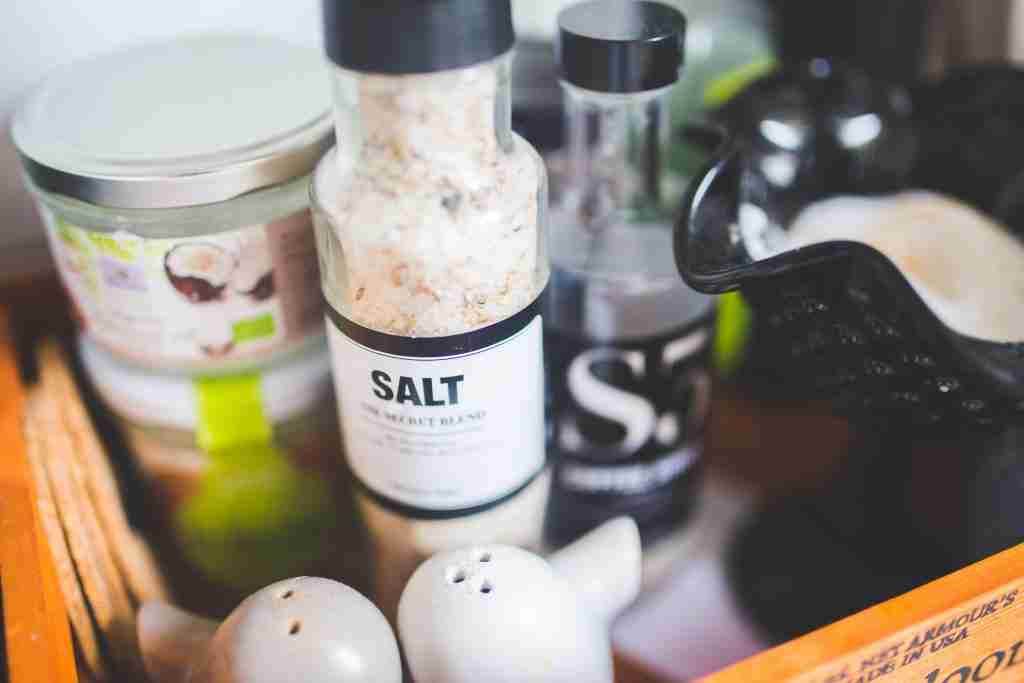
[232,237,276,302]
[165,243,236,303]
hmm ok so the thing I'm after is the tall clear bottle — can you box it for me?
[545,0,714,550]
[311,0,550,619]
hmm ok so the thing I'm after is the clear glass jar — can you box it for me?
[312,53,550,514]
[12,36,332,374]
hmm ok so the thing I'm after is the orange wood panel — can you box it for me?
[701,543,1024,682]
[2,270,1021,683]
[0,307,78,683]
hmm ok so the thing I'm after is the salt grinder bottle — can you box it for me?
[311,0,550,613]
[545,0,714,549]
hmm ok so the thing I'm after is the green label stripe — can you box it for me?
[233,314,276,344]
[703,58,778,108]
[195,373,273,455]
[85,231,138,261]
[184,373,334,588]
[55,220,87,252]
[713,291,754,377]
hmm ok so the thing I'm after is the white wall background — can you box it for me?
[1,0,324,253]
[6,0,1024,256]
[0,1,559,259]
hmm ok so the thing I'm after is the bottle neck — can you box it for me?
[563,84,672,223]
[330,56,514,174]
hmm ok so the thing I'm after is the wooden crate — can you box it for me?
[3,286,1024,682]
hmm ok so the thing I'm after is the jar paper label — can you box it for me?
[41,206,323,369]
[326,300,546,514]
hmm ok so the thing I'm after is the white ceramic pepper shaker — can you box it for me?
[312,0,551,618]
[138,577,402,683]
[397,517,642,683]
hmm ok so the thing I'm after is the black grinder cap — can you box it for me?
[557,0,686,94]
[323,0,515,74]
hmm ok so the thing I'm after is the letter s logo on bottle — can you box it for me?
[557,328,710,462]
[562,348,656,458]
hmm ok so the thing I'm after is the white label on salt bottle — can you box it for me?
[326,302,546,514]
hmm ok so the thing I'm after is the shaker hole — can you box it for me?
[280,590,294,600]
[480,581,493,595]
[288,620,302,635]
[445,566,469,584]
[479,552,492,563]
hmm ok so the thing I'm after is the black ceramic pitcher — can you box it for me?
[677,61,1024,643]
[678,62,1024,433]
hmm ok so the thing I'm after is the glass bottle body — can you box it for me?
[545,83,714,548]
[311,53,551,619]
[311,53,550,515]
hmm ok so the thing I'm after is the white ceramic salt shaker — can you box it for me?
[138,577,402,683]
[397,516,642,683]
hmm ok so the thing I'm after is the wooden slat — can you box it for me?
[2,270,1021,683]
[0,307,78,683]
[616,654,674,683]
[38,343,169,605]
[702,543,1024,682]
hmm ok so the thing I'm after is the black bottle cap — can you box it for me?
[322,0,515,74]
[557,0,686,94]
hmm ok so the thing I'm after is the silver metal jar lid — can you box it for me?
[12,35,333,210]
